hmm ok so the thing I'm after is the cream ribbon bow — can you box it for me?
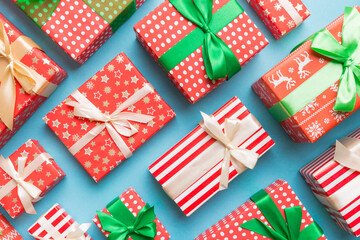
[334,137,360,172]
[67,84,155,158]
[0,155,43,214]
[0,20,50,130]
[34,223,92,240]
[200,112,259,190]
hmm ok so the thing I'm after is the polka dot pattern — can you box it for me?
[15,0,59,27]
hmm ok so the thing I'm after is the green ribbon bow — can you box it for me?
[97,198,157,240]
[158,0,242,80]
[240,190,324,240]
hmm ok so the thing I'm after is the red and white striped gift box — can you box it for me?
[28,204,92,240]
[300,127,360,237]
[149,96,275,216]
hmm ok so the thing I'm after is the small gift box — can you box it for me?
[93,187,170,240]
[247,0,310,39]
[28,203,92,240]
[0,140,65,218]
[44,52,175,182]
[196,179,326,240]
[149,96,274,216]
[134,0,268,104]
[0,213,23,240]
[252,6,360,143]
[300,127,360,236]
[0,13,67,149]
[12,0,146,64]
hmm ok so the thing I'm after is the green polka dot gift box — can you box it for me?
[12,0,146,64]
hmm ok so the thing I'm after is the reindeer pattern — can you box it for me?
[294,51,313,79]
[268,70,296,90]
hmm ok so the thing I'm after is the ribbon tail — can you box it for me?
[219,149,231,190]
[203,33,228,80]
[334,140,360,172]
[17,185,36,214]
[241,219,287,240]
[334,68,357,112]
[297,221,324,240]
[284,206,302,240]
[0,68,16,130]
[218,35,241,79]
[66,223,92,239]
[106,124,132,158]
[230,148,259,170]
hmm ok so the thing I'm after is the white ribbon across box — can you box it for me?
[149,97,275,216]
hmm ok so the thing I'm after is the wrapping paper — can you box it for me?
[93,187,170,240]
[44,52,175,182]
[252,6,360,143]
[149,96,274,216]
[134,0,268,104]
[0,13,67,149]
[0,213,23,240]
[196,179,327,240]
[247,0,310,39]
[0,140,65,218]
[12,0,146,64]
[300,127,360,236]
[28,203,92,240]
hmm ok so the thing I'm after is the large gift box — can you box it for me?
[300,127,360,236]
[134,0,268,104]
[44,52,175,182]
[247,0,310,39]
[0,213,23,240]
[252,6,360,143]
[12,0,146,64]
[28,203,92,240]
[0,13,67,149]
[0,139,65,218]
[196,179,326,240]
[149,96,275,216]
[93,187,170,240]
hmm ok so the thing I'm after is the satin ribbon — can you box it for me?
[241,189,324,240]
[158,0,242,80]
[67,84,154,158]
[0,20,54,130]
[97,198,156,240]
[278,0,303,27]
[34,223,92,240]
[200,112,259,190]
[0,153,51,214]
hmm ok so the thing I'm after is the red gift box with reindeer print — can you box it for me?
[252,6,360,143]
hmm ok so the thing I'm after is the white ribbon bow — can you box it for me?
[334,137,360,172]
[200,112,259,190]
[34,223,92,240]
[67,84,155,158]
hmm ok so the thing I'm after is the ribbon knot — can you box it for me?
[344,57,355,67]
[202,24,212,34]
[127,225,135,234]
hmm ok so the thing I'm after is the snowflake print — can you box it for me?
[301,99,319,116]
[274,3,282,11]
[324,118,330,124]
[319,58,324,63]
[86,82,94,89]
[288,67,294,73]
[330,109,349,122]
[305,121,325,140]
[116,55,124,63]
[330,83,338,92]
[287,20,295,28]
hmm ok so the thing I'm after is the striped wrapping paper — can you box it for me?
[149,97,275,216]
[28,204,92,240]
[300,127,360,237]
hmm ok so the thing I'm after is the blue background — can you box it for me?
[0,0,359,239]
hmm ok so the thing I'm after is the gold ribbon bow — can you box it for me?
[34,223,92,240]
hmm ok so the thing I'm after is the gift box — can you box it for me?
[0,213,23,240]
[12,0,146,64]
[134,0,268,104]
[28,203,92,240]
[0,13,67,149]
[196,179,326,240]
[0,139,65,218]
[252,6,360,143]
[300,127,360,236]
[149,96,275,216]
[247,0,310,39]
[44,52,175,182]
[93,187,170,240]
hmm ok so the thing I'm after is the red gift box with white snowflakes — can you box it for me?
[300,127,360,237]
[0,213,23,240]
[28,203,93,240]
[134,0,268,104]
[247,0,310,39]
[196,179,327,240]
[44,52,175,182]
[149,96,275,216]
[12,0,146,64]
[252,6,360,143]
[93,187,170,240]
[0,13,67,150]
[0,139,65,218]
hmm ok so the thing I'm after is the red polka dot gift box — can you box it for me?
[0,213,23,240]
[252,6,360,143]
[0,140,66,219]
[134,0,268,104]
[28,203,93,240]
[196,179,327,240]
[247,0,310,40]
[300,127,360,237]
[149,96,275,216]
[44,52,175,182]
[12,0,146,64]
[93,187,170,240]
[0,13,67,150]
